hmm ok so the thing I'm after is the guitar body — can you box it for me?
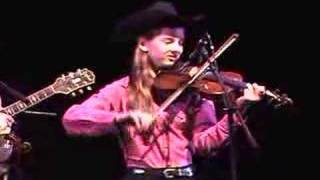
[0,134,13,163]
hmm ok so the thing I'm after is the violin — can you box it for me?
[154,70,293,108]
[154,71,242,95]
[154,33,293,113]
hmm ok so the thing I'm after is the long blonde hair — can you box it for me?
[127,43,157,114]
[127,28,166,115]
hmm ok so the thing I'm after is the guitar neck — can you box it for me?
[1,85,55,116]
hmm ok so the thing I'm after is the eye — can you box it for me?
[162,38,174,44]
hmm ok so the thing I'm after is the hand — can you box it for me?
[236,83,266,106]
[117,110,155,133]
[0,97,14,134]
[129,110,156,133]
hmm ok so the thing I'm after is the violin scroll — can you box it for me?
[264,89,294,108]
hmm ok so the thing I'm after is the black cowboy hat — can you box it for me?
[110,1,207,43]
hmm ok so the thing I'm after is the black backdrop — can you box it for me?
[1,1,308,180]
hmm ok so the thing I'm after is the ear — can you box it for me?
[138,38,149,52]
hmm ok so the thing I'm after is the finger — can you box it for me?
[140,118,152,132]
[188,66,200,76]
[138,118,144,132]
[252,83,264,91]
[243,83,251,96]
[7,116,14,125]
[252,83,265,96]
[132,115,142,131]
[134,112,145,131]
[246,83,253,91]
[143,115,153,130]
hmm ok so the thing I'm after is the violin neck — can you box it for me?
[220,75,247,90]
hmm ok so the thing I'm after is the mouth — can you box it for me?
[166,58,177,65]
[168,58,175,62]
[167,55,178,62]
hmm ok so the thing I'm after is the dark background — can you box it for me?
[0,1,309,180]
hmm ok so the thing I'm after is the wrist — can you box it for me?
[236,97,255,115]
[236,96,246,107]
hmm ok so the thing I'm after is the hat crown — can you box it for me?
[111,1,185,43]
[146,1,178,15]
[110,1,210,44]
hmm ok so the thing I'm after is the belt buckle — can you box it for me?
[132,168,145,175]
[163,168,176,178]
[181,167,193,177]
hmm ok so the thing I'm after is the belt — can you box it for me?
[129,165,194,178]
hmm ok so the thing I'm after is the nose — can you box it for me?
[170,42,183,56]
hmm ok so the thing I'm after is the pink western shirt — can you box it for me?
[62,76,231,168]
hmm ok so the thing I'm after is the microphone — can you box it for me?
[0,81,28,102]
[204,32,214,52]
[188,32,214,64]
[188,40,203,60]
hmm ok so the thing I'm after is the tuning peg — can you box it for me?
[274,89,281,94]
[281,94,294,104]
[266,97,274,105]
[274,103,282,109]
[86,86,92,91]
[71,92,76,97]
[76,69,82,75]
[68,72,74,78]
[78,89,84,94]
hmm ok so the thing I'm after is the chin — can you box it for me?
[159,63,174,70]
[155,59,176,69]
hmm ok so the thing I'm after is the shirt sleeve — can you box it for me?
[62,83,126,136]
[192,99,231,154]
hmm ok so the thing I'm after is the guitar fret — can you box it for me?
[30,96,37,103]
[4,108,13,116]
[12,106,19,113]
[45,88,53,96]
[18,103,24,109]
[8,108,13,115]
[31,95,40,103]
[1,69,95,117]
[3,86,55,116]
[37,92,46,99]
[34,87,54,100]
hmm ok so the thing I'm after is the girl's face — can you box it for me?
[139,27,185,69]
